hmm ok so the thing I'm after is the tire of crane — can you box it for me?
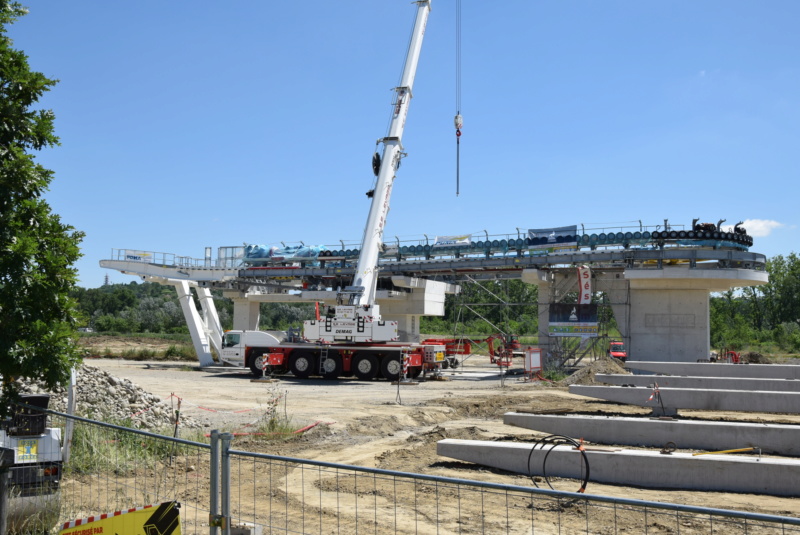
[650,231,660,239]
[713,232,721,240]
[289,351,316,379]
[669,230,678,239]
[687,230,696,239]
[353,352,379,381]
[320,353,343,380]
[380,355,403,381]
[678,231,687,239]
[248,351,268,377]
[408,367,423,379]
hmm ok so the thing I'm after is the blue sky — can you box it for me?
[9,1,799,288]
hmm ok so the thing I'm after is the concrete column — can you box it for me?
[629,287,709,362]
[624,267,767,362]
[383,314,421,343]
[231,297,260,331]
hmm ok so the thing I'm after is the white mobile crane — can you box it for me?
[220,0,446,380]
[303,0,429,344]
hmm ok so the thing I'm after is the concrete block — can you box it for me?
[626,361,800,379]
[569,384,800,415]
[437,438,800,496]
[503,413,800,456]
[595,373,800,392]
[231,522,263,535]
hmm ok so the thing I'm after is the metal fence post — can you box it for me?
[209,430,220,535]
[220,432,234,535]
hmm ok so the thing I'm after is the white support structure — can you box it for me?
[172,280,217,367]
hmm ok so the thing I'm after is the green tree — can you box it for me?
[0,2,84,412]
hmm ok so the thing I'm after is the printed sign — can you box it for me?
[433,235,472,248]
[577,266,592,304]
[60,502,181,535]
[548,303,598,337]
[527,226,578,247]
[17,439,38,462]
[123,250,153,263]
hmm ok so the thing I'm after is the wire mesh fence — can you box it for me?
[224,447,800,535]
[3,410,800,534]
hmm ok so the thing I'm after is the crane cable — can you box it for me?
[454,0,463,196]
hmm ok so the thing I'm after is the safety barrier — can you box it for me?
[7,410,800,534]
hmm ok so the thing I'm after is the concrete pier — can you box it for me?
[503,413,800,456]
[625,361,800,379]
[568,385,800,415]
[437,439,800,496]
[595,373,800,392]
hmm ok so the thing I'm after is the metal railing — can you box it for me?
[9,410,799,534]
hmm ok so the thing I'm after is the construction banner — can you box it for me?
[577,265,592,304]
[59,502,181,535]
[548,303,598,337]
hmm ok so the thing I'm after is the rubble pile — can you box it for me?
[16,365,203,430]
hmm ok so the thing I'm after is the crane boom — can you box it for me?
[347,0,431,308]
[303,0,431,344]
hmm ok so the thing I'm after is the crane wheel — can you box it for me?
[353,352,379,380]
[289,351,316,379]
[380,356,403,381]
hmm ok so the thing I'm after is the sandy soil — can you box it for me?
[79,351,800,534]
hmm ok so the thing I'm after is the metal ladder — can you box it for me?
[318,345,329,376]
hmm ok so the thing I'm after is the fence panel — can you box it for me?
[225,448,800,535]
[3,410,211,535]
[5,411,800,534]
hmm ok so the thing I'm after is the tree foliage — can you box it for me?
[0,2,84,410]
[710,253,800,353]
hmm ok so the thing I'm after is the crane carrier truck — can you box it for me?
[223,0,446,381]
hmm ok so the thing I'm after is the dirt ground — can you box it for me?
[77,343,800,535]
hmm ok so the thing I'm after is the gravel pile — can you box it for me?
[558,356,629,386]
[15,364,204,430]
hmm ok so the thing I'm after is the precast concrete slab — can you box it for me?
[437,439,800,496]
[502,413,800,456]
[568,385,800,415]
[626,361,800,379]
[595,373,800,392]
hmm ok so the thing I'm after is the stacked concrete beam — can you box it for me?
[596,373,800,392]
[437,439,800,496]
[568,385,800,416]
[503,413,800,456]
[625,361,800,379]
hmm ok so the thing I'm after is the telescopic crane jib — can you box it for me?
[304,0,432,344]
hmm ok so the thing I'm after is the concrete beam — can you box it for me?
[596,373,800,392]
[503,413,800,456]
[437,439,800,496]
[626,361,800,379]
[569,385,800,415]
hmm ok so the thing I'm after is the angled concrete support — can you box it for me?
[503,413,800,456]
[437,439,800,496]
[173,280,216,367]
